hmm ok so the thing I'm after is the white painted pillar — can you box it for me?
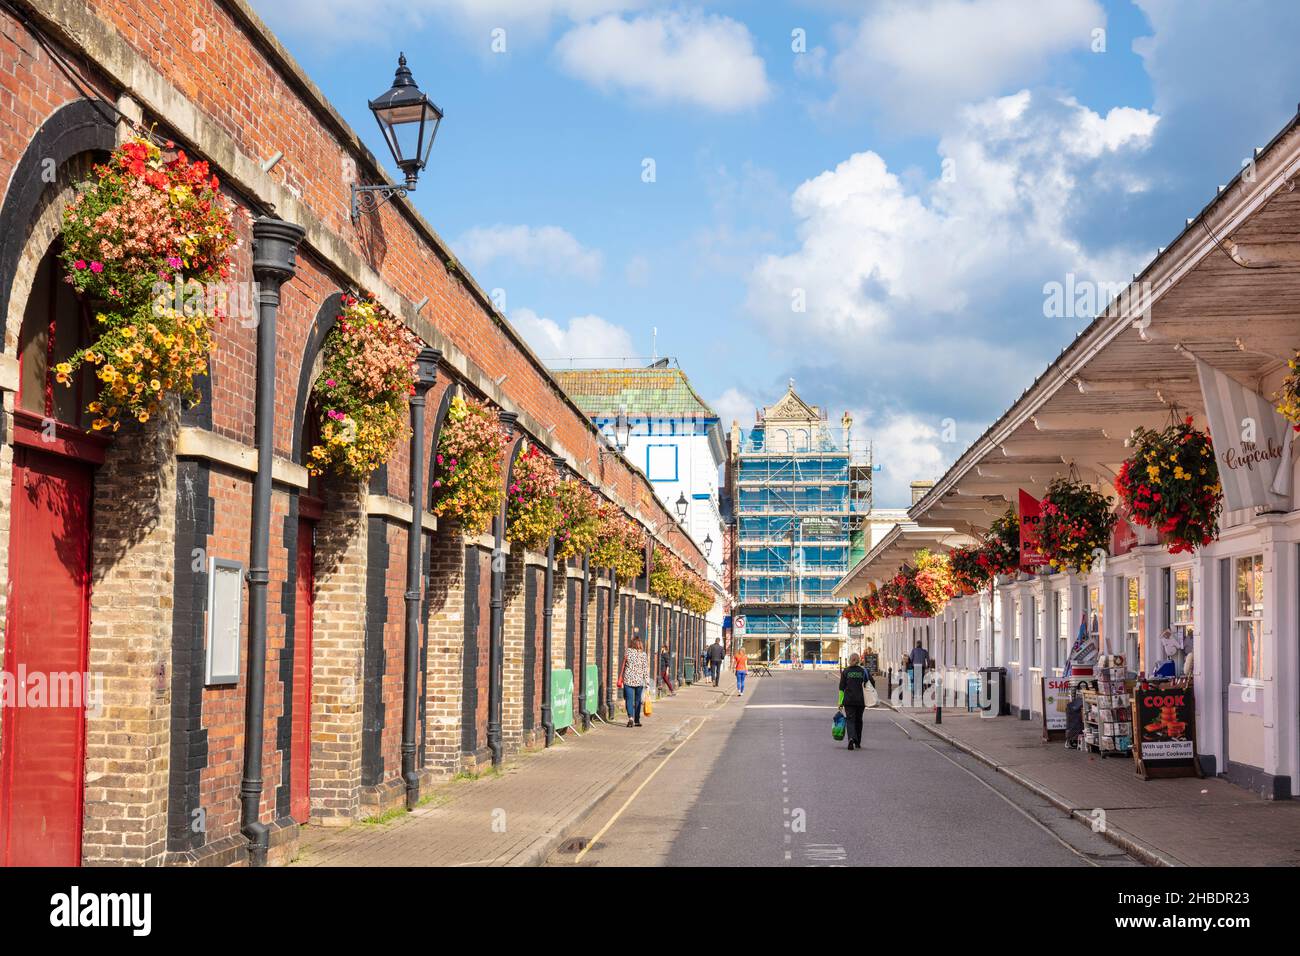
[1261,523,1297,796]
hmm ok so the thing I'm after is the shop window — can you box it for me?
[1031,596,1041,667]
[1125,578,1141,671]
[1171,567,1193,676]
[1233,554,1264,684]
[1087,584,1102,652]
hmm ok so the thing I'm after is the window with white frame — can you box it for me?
[1233,554,1264,684]
[1031,596,1041,667]
[1012,598,1021,663]
[1056,591,1069,669]
[1125,577,1140,671]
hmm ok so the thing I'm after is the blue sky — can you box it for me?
[251,0,1300,506]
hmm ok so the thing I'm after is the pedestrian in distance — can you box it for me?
[659,643,676,696]
[707,639,724,686]
[618,635,650,727]
[734,646,748,696]
[909,640,928,703]
[838,653,872,750]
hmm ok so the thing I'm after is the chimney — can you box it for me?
[910,480,935,505]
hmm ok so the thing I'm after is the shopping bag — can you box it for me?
[864,683,880,708]
[643,694,653,717]
[832,710,846,741]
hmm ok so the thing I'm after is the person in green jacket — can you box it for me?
[837,653,872,751]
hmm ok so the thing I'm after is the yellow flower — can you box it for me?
[1146,464,1160,480]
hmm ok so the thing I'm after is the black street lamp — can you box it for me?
[353,53,444,222]
[703,533,713,558]
[675,491,688,524]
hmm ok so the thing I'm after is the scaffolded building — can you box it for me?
[730,385,872,665]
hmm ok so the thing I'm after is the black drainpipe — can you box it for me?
[402,348,440,808]
[241,215,305,866]
[541,453,566,745]
[578,551,591,730]
[488,411,521,768]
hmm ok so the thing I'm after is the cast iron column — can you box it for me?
[605,571,617,718]
[402,348,440,808]
[488,410,519,767]
[241,215,304,866]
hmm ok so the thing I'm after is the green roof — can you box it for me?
[553,367,719,419]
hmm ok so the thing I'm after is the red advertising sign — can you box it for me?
[1018,489,1049,570]
[1111,513,1137,557]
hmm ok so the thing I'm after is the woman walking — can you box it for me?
[734,647,749,696]
[619,635,650,727]
[838,653,872,751]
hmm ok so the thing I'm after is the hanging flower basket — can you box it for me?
[308,294,420,479]
[1115,417,1222,554]
[949,544,992,594]
[505,443,561,552]
[981,507,1021,577]
[913,548,958,613]
[1274,349,1300,432]
[1035,476,1116,574]
[554,479,600,559]
[431,395,509,535]
[592,502,644,583]
[57,136,239,429]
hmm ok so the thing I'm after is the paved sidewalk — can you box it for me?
[895,709,1300,867]
[291,680,731,866]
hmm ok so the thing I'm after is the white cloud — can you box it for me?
[512,308,636,362]
[861,412,950,508]
[455,224,603,281]
[555,11,771,111]
[710,387,759,428]
[748,90,1157,340]
[830,0,1104,130]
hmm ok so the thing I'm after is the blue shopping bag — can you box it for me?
[832,710,846,741]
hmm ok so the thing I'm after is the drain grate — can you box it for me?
[558,837,590,854]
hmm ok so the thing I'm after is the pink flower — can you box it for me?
[325,379,337,388]
[74,259,87,270]
[89,261,104,273]
[167,256,183,268]
[436,454,443,464]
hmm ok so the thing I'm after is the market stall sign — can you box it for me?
[1132,682,1203,780]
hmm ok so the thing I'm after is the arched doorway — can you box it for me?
[2,241,105,866]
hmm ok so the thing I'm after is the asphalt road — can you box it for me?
[547,670,1140,867]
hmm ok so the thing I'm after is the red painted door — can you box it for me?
[1,446,92,866]
[290,517,315,823]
